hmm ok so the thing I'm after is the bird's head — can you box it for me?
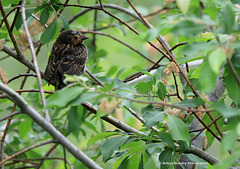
[57,30,89,45]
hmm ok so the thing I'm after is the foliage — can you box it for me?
[0,0,240,168]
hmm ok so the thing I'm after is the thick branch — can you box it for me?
[1,45,44,78]
[21,0,49,120]
[185,146,220,165]
[0,83,102,169]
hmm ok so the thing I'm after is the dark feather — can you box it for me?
[44,30,88,90]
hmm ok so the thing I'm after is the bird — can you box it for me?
[44,29,89,90]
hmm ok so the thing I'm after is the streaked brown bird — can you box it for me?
[44,30,89,90]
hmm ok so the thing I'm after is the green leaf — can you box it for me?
[185,78,201,94]
[180,41,218,57]
[118,155,130,169]
[221,3,235,34]
[172,20,205,38]
[138,154,144,169]
[212,152,240,169]
[15,8,35,30]
[208,48,226,74]
[203,2,218,20]
[132,66,152,76]
[119,93,134,108]
[52,21,60,40]
[213,101,240,118]
[59,14,69,30]
[143,111,164,127]
[221,130,238,151]
[46,87,83,107]
[199,59,217,93]
[224,67,240,105]
[106,65,118,77]
[101,136,129,162]
[231,51,240,68]
[175,56,204,65]
[92,49,107,58]
[70,92,99,106]
[176,0,190,14]
[173,98,205,108]
[185,154,207,169]
[18,116,32,139]
[135,81,154,94]
[159,132,176,151]
[159,148,173,168]
[157,82,166,100]
[2,0,19,6]
[154,67,165,80]
[40,19,57,44]
[141,28,160,41]
[167,115,190,146]
[127,145,146,155]
[88,132,120,148]
[147,143,165,155]
[68,106,80,137]
[84,121,98,134]
[40,6,50,26]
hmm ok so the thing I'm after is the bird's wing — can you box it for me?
[44,53,60,84]
[58,45,88,76]
[44,43,68,84]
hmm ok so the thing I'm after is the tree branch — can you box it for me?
[1,45,44,78]
[0,83,102,169]
[21,0,49,121]
[81,30,155,64]
[0,140,57,165]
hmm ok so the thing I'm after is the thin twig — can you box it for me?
[0,68,7,86]
[15,89,54,94]
[57,0,70,17]
[170,41,188,52]
[10,0,22,32]
[0,1,22,57]
[0,140,57,165]
[15,157,73,169]
[31,14,47,28]
[71,1,222,141]
[123,41,184,83]
[81,30,155,64]
[156,36,224,139]
[85,69,104,87]
[127,0,153,29]
[227,57,240,87]
[0,5,20,28]
[92,1,98,52]
[191,115,223,141]
[60,3,139,34]
[0,111,21,122]
[124,106,160,132]
[172,72,182,101]
[21,0,50,121]
[81,101,145,135]
[2,46,44,77]
[35,143,59,169]
[8,73,37,84]
[0,55,10,61]
[99,0,104,9]
[68,4,146,25]
[148,41,171,60]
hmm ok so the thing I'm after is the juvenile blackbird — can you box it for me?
[44,30,89,90]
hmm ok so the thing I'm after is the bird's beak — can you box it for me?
[80,35,89,41]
